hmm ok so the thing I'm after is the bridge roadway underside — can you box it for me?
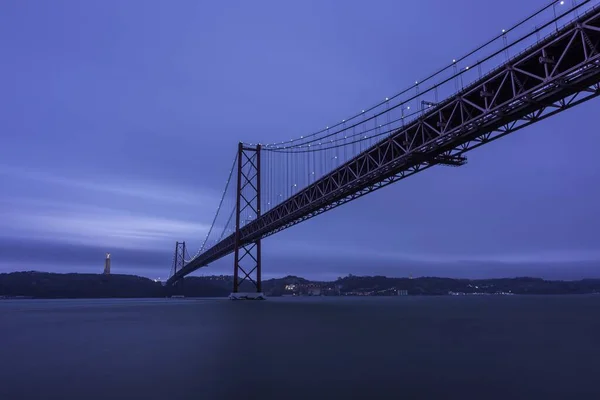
[168,6,600,285]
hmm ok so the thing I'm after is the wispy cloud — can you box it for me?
[0,203,209,250]
[270,239,600,265]
[0,164,216,206]
[0,163,216,253]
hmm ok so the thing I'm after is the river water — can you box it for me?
[1,296,599,399]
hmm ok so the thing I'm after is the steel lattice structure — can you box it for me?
[170,241,187,278]
[232,143,262,293]
[167,5,600,287]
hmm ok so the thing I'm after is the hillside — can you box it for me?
[0,272,230,298]
[1,271,600,299]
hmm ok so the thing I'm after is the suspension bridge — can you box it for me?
[167,0,600,298]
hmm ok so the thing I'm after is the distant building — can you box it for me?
[397,290,408,296]
[103,253,111,275]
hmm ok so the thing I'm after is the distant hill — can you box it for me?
[332,275,600,295]
[0,272,163,299]
[0,272,230,299]
[1,271,599,299]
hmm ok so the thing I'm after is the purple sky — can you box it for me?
[1,0,599,280]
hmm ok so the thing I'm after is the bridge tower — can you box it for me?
[230,142,265,300]
[171,241,186,296]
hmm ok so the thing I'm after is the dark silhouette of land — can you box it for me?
[1,271,600,299]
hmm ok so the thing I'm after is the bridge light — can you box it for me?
[407,106,411,110]
[466,66,470,70]
[385,97,389,101]
[502,29,506,33]
[415,81,418,84]
[560,1,564,4]
[453,59,456,63]
[362,110,365,113]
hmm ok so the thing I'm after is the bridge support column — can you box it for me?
[231,143,265,300]
[170,241,187,297]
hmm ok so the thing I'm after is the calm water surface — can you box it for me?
[1,296,599,399]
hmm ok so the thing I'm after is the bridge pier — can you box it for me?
[170,241,187,297]
[231,142,265,300]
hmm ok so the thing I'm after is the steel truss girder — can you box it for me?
[168,6,600,284]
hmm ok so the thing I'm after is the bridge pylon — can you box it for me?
[231,142,265,300]
[170,241,187,296]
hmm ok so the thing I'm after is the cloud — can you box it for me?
[1,235,598,280]
[0,164,218,252]
[0,238,171,277]
[268,239,600,265]
[259,255,600,281]
[0,164,216,206]
[0,202,210,250]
